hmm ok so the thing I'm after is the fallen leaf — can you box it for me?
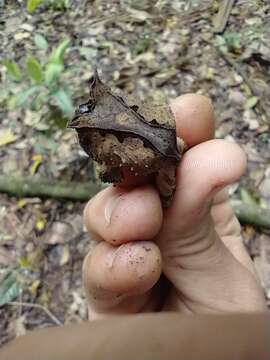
[60,245,70,266]
[35,218,46,231]
[30,279,41,297]
[206,67,215,80]
[30,154,43,175]
[17,198,41,208]
[14,32,30,40]
[19,256,31,269]
[244,96,259,109]
[243,110,259,130]
[126,7,151,22]
[17,199,28,208]
[19,23,34,32]
[0,130,18,147]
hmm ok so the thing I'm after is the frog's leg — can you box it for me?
[96,163,124,183]
[156,162,177,208]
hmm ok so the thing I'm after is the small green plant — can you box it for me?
[2,36,74,128]
[215,32,242,55]
[132,33,151,55]
[27,0,70,13]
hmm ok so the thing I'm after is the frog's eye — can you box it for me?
[78,104,90,114]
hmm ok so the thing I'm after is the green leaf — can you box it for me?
[132,35,151,55]
[34,34,48,50]
[8,86,39,109]
[26,57,43,84]
[30,90,46,111]
[2,59,22,82]
[0,272,21,306]
[47,0,70,9]
[0,88,10,104]
[51,89,74,116]
[45,63,63,86]
[50,39,70,65]
[244,96,259,110]
[27,0,43,12]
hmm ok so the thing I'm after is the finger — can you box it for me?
[83,241,162,318]
[84,185,163,246]
[157,140,266,312]
[170,94,215,146]
[160,139,247,243]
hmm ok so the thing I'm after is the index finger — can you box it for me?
[171,94,215,147]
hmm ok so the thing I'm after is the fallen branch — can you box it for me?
[231,200,270,229]
[213,0,236,34]
[0,175,269,229]
[0,175,101,201]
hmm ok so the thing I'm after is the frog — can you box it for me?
[68,69,185,207]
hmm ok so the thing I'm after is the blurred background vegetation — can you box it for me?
[0,0,269,346]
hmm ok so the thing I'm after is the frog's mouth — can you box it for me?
[71,123,181,164]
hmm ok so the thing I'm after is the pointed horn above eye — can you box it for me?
[89,66,99,87]
[93,66,100,80]
[89,67,110,98]
[91,65,102,86]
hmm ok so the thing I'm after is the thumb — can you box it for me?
[158,139,246,248]
[156,139,266,313]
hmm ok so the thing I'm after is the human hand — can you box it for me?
[1,95,268,360]
[82,94,266,319]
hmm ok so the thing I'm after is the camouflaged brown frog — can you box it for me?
[68,70,185,207]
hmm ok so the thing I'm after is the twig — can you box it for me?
[213,0,236,34]
[7,301,63,326]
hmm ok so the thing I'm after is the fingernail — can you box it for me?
[104,193,123,225]
[106,244,126,269]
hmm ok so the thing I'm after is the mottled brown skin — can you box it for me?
[68,70,184,207]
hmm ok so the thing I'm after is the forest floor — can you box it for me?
[0,0,270,345]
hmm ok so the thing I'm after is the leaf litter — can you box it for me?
[0,0,270,346]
